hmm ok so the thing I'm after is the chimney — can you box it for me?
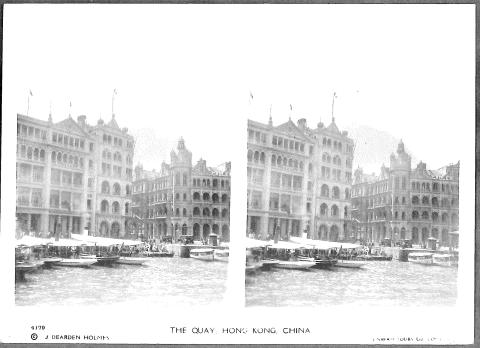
[77,115,86,128]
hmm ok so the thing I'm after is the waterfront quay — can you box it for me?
[16,255,228,307]
[245,260,458,307]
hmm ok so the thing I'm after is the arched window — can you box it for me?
[193,192,201,200]
[212,193,219,203]
[412,196,419,205]
[344,188,350,199]
[212,208,219,217]
[101,200,109,213]
[203,192,210,201]
[412,211,419,220]
[442,213,448,222]
[422,196,429,205]
[113,183,121,195]
[331,205,338,217]
[451,214,458,225]
[431,197,438,207]
[221,194,228,203]
[125,202,130,214]
[203,208,210,216]
[193,207,200,216]
[112,201,120,214]
[254,151,259,163]
[320,203,328,216]
[183,208,187,217]
[101,181,110,194]
[432,212,439,222]
[422,211,429,220]
[332,186,340,199]
[321,184,329,197]
[126,184,131,195]
[221,209,228,218]
[260,152,265,164]
[271,155,276,165]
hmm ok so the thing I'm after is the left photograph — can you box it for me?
[15,112,231,306]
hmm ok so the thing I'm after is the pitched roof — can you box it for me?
[274,119,311,141]
[326,118,340,134]
[107,116,120,130]
[54,117,90,137]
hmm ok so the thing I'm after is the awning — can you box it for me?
[245,238,270,249]
[290,236,362,250]
[15,236,51,247]
[70,234,144,246]
[266,240,311,250]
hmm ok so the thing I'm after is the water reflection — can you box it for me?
[246,262,458,307]
[16,258,228,307]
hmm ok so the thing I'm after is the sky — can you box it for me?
[3,4,475,171]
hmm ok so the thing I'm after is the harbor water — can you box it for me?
[245,261,458,307]
[15,257,228,307]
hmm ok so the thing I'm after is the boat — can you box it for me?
[245,262,263,275]
[15,261,42,281]
[335,259,366,269]
[95,255,120,266]
[117,257,148,265]
[40,257,62,267]
[272,260,316,270]
[80,253,119,265]
[214,249,229,262]
[408,252,434,265]
[57,258,98,267]
[260,259,279,270]
[356,254,392,261]
[432,254,457,267]
[189,248,215,261]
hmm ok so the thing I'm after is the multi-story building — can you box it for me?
[350,140,459,246]
[247,116,354,241]
[16,112,134,238]
[131,138,231,242]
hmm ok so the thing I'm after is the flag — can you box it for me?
[333,92,337,98]
[249,91,253,100]
[29,90,33,96]
[289,104,292,111]
[113,88,117,95]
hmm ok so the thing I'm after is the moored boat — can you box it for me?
[40,257,62,267]
[245,262,263,275]
[408,252,434,265]
[57,258,97,267]
[190,248,215,261]
[335,259,366,269]
[214,249,229,262]
[260,259,279,270]
[432,254,457,267]
[95,255,120,266]
[117,257,148,265]
[272,260,316,270]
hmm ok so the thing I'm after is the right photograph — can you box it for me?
[245,112,459,307]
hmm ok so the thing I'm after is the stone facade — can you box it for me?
[350,141,459,246]
[131,138,231,242]
[16,113,134,238]
[247,116,354,241]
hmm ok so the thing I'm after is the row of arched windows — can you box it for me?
[271,154,304,172]
[322,153,343,166]
[100,200,129,215]
[17,144,46,162]
[192,178,229,189]
[322,137,343,151]
[411,181,458,194]
[411,211,458,224]
[319,203,348,218]
[192,207,229,218]
[50,150,84,169]
[247,150,266,164]
[320,184,350,199]
[411,196,457,207]
[192,192,229,203]
[101,180,131,195]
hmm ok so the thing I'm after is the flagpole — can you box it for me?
[27,94,30,116]
[112,89,117,117]
[331,92,337,121]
